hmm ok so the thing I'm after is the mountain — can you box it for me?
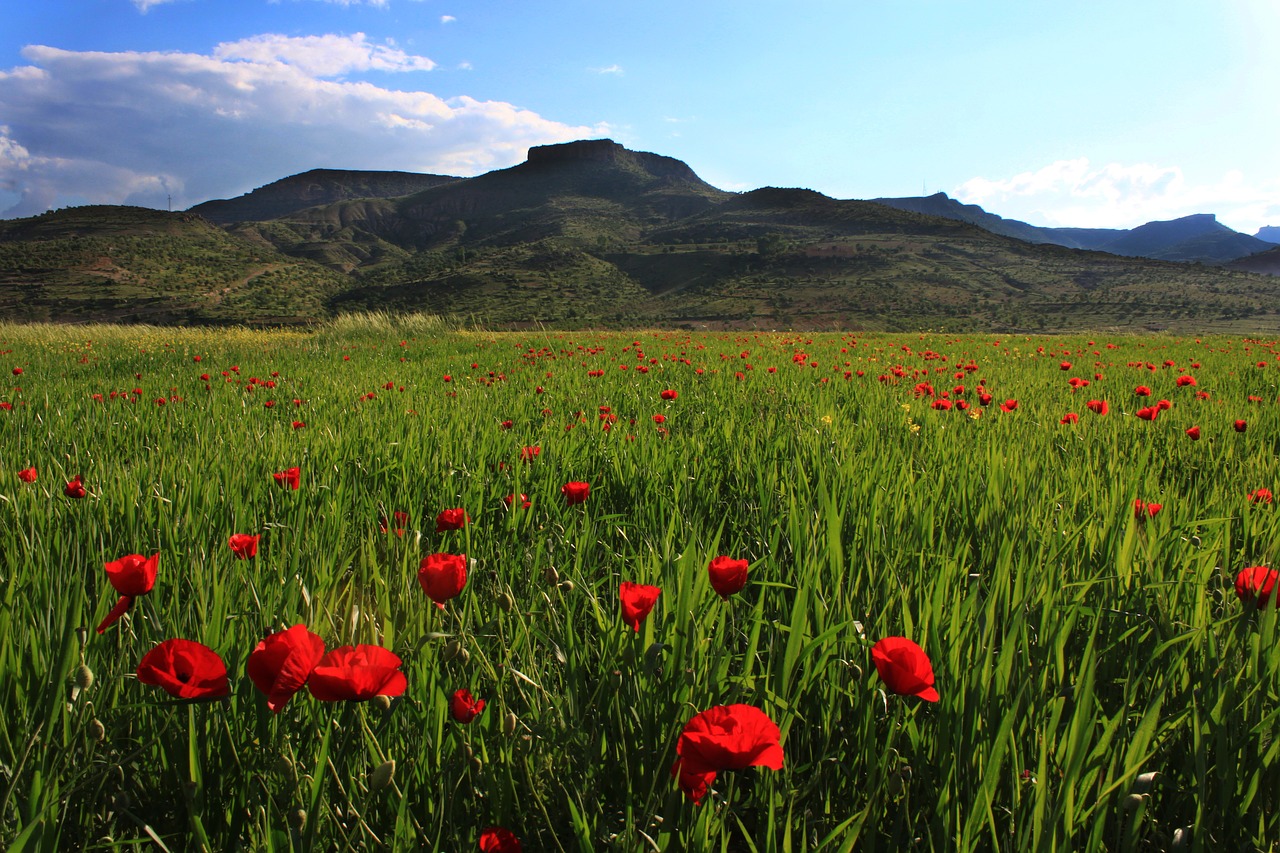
[1227,246,1280,276]
[189,169,460,225]
[872,193,1273,263]
[1256,226,1280,244]
[4,139,1280,332]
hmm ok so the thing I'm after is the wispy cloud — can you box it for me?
[132,0,186,11]
[955,159,1280,234]
[440,15,456,24]
[0,39,603,216]
[591,64,624,75]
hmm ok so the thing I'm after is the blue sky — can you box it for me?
[1,0,1278,233]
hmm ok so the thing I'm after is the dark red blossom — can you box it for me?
[17,466,36,483]
[229,533,260,559]
[449,688,486,723]
[1086,400,1109,415]
[562,481,590,506]
[136,639,230,700]
[64,476,87,499]
[418,553,467,607]
[1235,566,1279,608]
[671,705,784,804]
[435,508,470,532]
[619,582,661,632]
[273,466,301,490]
[97,552,159,634]
[871,636,939,701]
[478,827,522,853]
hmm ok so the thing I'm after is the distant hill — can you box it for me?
[873,193,1274,263]
[189,169,460,225]
[1256,226,1280,244]
[1227,246,1280,276]
[4,140,1280,332]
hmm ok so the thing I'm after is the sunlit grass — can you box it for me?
[1,323,1278,850]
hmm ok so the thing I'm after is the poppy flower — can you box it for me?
[978,393,993,406]
[1060,412,1079,425]
[435,508,470,532]
[97,552,159,634]
[619,582,661,632]
[11,367,21,376]
[418,552,467,607]
[247,624,326,713]
[380,510,411,536]
[562,481,590,506]
[1136,405,1160,421]
[1134,385,1152,397]
[292,421,305,429]
[660,389,679,401]
[1248,488,1273,505]
[1235,566,1279,609]
[1086,400,1109,415]
[479,827,522,853]
[1234,419,1248,432]
[229,533,260,560]
[519,445,542,463]
[1185,425,1201,440]
[999,399,1018,413]
[503,493,531,509]
[871,636,939,701]
[670,704,784,804]
[450,688,486,723]
[1156,399,1172,411]
[17,466,36,483]
[1176,375,1197,387]
[707,556,749,599]
[308,645,407,702]
[931,399,952,411]
[273,466,301,490]
[64,476,87,499]
[136,638,230,700]
[1134,499,1162,519]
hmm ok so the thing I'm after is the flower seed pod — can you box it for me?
[503,711,517,736]
[89,718,106,742]
[441,639,462,662]
[369,760,395,792]
[373,694,393,712]
[543,566,559,585]
[457,648,471,665]
[290,809,307,832]
[497,591,515,612]
[559,580,575,592]
[74,664,95,691]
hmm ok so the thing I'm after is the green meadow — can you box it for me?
[1,315,1278,851]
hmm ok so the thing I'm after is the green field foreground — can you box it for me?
[1,317,1278,851]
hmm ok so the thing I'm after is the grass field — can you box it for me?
[1,315,1278,851]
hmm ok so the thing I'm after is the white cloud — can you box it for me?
[592,65,624,75]
[0,40,604,216]
[133,0,185,11]
[440,15,456,24]
[955,159,1280,234]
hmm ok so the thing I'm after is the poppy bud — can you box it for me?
[74,664,95,691]
[373,694,393,712]
[496,591,515,612]
[441,639,462,662]
[457,648,471,665]
[559,580,575,592]
[503,711,518,736]
[89,718,106,742]
[290,810,307,832]
[275,755,295,777]
[887,770,906,796]
[543,567,560,585]
[848,663,863,681]
[368,760,395,792]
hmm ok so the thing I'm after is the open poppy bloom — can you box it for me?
[671,704,784,804]
[379,510,410,536]
[999,399,1018,412]
[1235,566,1279,608]
[619,582,661,632]
[64,476,87,499]
[229,533,260,559]
[307,645,407,701]
[273,466,301,490]
[1185,425,1201,440]
[660,389,679,401]
[17,466,36,483]
[136,638,230,700]
[1248,488,1273,504]
[503,493,531,509]
[1060,412,1079,425]
[562,481,590,506]
[1134,499,1162,519]
[520,446,541,462]
[479,827,522,853]
[246,624,326,713]
[418,552,467,607]
[1086,400,1109,415]
[707,556,750,599]
[871,636,939,701]
[97,552,159,634]
[435,508,470,532]
[1234,419,1248,432]
[1136,405,1160,421]
[1134,385,1152,397]
[449,688,486,723]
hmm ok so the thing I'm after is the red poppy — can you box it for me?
[380,510,411,536]
[1235,566,1279,608]
[229,533,260,559]
[11,367,21,376]
[503,493,531,509]
[1134,385,1152,396]
[707,556,749,599]
[1234,419,1248,432]
[273,466,301,490]
[1156,399,1172,411]
[97,552,160,634]
[64,476,87,499]
[1185,425,1201,440]
[562,481,590,506]
[660,389,679,401]
[619,582,661,632]
[136,638,230,700]
[247,624,326,713]
[1086,400,1109,415]
[1248,488,1273,504]
[1060,412,1079,425]
[671,704,784,804]
[1059,361,1071,370]
[308,645,407,702]
[1176,375,1197,387]
[449,688,486,723]
[1134,499,1162,519]
[999,399,1018,413]
[931,399,952,411]
[418,552,468,607]
[1135,405,1159,421]
[17,466,36,483]
[435,508,470,532]
[870,636,939,701]
[479,827,522,853]
[292,421,305,429]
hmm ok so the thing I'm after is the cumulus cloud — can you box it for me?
[0,37,603,216]
[955,159,1280,234]
[441,15,456,24]
[133,0,186,11]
